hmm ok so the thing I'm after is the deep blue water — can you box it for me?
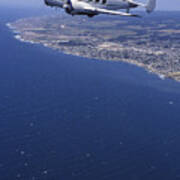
[1,7,180,180]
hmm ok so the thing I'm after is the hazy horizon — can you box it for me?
[0,0,180,11]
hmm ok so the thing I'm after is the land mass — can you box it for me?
[7,12,180,81]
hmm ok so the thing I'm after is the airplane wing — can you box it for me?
[84,6,140,17]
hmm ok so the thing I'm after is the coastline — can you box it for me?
[6,14,180,82]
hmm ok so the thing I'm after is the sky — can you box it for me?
[0,0,180,11]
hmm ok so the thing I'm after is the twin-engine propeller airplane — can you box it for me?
[44,0,156,17]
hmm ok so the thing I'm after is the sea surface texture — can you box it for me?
[1,8,180,180]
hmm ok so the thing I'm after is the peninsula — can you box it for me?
[7,12,180,81]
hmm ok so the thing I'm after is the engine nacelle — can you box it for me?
[63,0,74,14]
[63,4,73,14]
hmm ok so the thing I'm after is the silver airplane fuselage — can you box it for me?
[44,0,156,17]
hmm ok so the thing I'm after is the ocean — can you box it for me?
[1,7,180,180]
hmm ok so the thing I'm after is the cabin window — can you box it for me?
[102,0,107,4]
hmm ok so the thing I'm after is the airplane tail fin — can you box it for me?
[129,0,156,13]
[146,0,156,13]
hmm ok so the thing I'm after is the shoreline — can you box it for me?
[6,14,180,82]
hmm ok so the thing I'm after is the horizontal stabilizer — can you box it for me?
[128,0,156,13]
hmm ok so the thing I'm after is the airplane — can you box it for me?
[44,0,156,17]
